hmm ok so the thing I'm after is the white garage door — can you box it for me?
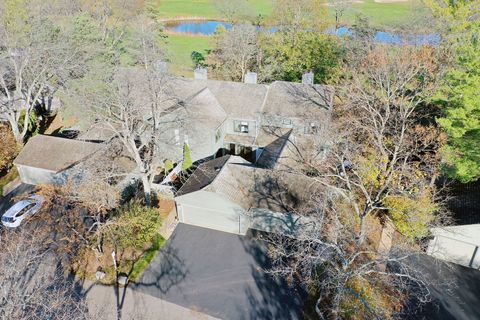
[176,191,249,235]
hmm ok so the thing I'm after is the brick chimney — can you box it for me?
[244,72,257,84]
[302,71,314,85]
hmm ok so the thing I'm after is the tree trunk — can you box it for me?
[7,116,22,144]
[142,174,152,207]
[358,215,366,245]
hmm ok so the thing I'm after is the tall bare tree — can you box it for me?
[0,228,92,320]
[0,0,85,143]
[264,46,449,319]
[207,24,260,82]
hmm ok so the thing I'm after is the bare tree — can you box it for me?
[213,0,253,22]
[264,46,449,319]
[328,0,351,30]
[0,1,85,143]
[0,228,92,320]
[207,24,260,82]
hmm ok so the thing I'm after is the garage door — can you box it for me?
[175,191,249,235]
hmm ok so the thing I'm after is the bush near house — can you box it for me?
[74,201,165,284]
[182,143,193,171]
[0,125,20,173]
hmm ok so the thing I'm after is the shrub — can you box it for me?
[99,201,162,251]
[384,192,437,240]
[182,143,192,171]
[0,125,20,172]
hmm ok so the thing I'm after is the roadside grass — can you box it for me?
[166,33,212,76]
[74,233,166,284]
[0,167,19,196]
[127,234,165,280]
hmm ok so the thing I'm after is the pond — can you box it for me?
[165,20,439,45]
[166,20,232,35]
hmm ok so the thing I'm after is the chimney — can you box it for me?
[194,67,208,80]
[302,71,314,85]
[244,72,257,84]
[153,60,168,73]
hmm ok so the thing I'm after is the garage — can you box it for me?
[175,190,249,234]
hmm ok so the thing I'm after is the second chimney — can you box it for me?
[302,71,314,85]
[244,72,257,84]
[194,67,208,80]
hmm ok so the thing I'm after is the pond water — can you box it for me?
[166,20,232,35]
[166,20,439,45]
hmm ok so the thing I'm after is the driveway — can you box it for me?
[134,223,305,320]
[408,254,480,320]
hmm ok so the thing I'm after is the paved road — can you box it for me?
[134,223,305,320]
[85,281,219,320]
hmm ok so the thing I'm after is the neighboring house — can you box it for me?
[175,155,319,235]
[13,134,103,185]
[428,224,480,269]
[427,180,480,269]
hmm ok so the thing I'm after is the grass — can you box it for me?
[160,0,429,76]
[75,233,166,284]
[128,234,165,280]
[0,167,19,196]
[166,33,213,76]
[340,0,428,28]
[157,0,273,19]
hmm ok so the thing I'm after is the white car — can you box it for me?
[1,195,45,228]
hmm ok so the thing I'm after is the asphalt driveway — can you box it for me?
[407,254,480,320]
[134,223,305,320]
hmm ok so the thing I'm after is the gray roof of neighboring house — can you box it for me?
[206,80,269,120]
[262,81,334,120]
[77,122,117,142]
[14,134,104,172]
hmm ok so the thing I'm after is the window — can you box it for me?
[305,122,318,134]
[16,203,35,217]
[234,120,249,134]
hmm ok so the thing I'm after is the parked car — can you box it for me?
[1,195,45,228]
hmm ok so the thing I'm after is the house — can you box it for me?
[13,134,104,185]
[153,72,334,165]
[175,155,320,235]
[427,180,480,269]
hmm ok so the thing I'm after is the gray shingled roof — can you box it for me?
[262,81,334,119]
[177,155,252,196]
[14,135,104,172]
[206,80,268,120]
[204,164,322,213]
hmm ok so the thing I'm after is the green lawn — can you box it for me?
[157,0,273,19]
[340,0,428,28]
[166,34,212,76]
[161,0,428,76]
